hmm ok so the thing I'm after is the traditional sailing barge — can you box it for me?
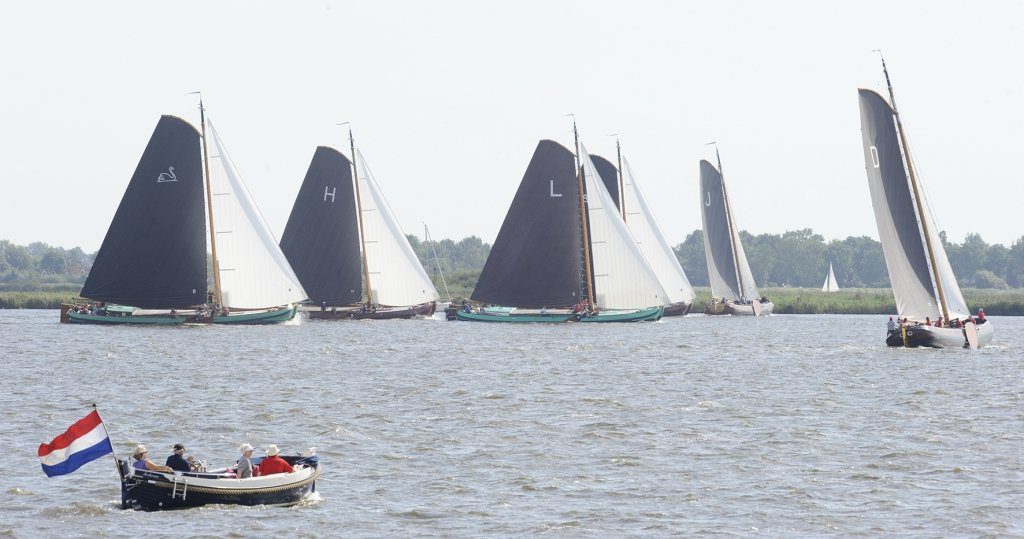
[280,128,439,320]
[453,123,669,323]
[62,101,306,325]
[859,55,992,348]
[699,147,773,316]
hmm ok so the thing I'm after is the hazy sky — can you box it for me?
[2,1,1021,252]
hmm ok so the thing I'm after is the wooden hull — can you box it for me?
[65,305,297,325]
[455,306,663,323]
[704,299,774,316]
[210,305,298,325]
[66,309,188,325]
[661,301,693,317]
[119,458,319,511]
[886,320,994,348]
[307,302,436,320]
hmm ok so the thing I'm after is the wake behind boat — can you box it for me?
[859,54,992,348]
[280,128,439,321]
[699,146,773,316]
[63,99,306,325]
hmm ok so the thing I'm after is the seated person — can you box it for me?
[131,445,173,473]
[259,445,294,475]
[165,443,191,472]
[237,443,259,478]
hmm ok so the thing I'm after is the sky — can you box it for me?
[1,1,1021,253]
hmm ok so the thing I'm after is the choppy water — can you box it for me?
[0,310,1021,536]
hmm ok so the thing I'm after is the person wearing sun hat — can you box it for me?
[237,443,260,478]
[131,445,173,473]
[258,444,294,475]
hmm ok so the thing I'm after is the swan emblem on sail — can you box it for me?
[157,166,177,183]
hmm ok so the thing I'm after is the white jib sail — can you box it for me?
[205,120,307,309]
[724,179,760,301]
[620,156,696,305]
[822,262,839,292]
[579,144,669,309]
[917,184,970,319]
[355,149,439,307]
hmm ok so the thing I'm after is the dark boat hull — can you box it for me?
[661,301,692,317]
[453,306,663,323]
[119,459,319,511]
[308,302,436,320]
[885,321,994,348]
[704,299,774,316]
[65,305,297,325]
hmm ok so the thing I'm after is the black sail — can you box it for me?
[279,146,362,306]
[858,89,936,319]
[80,115,207,308]
[590,154,621,211]
[699,160,741,300]
[472,140,582,308]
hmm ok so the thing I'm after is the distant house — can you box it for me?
[68,264,91,276]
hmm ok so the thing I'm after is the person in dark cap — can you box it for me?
[165,443,191,472]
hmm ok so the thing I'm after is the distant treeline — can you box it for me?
[0,240,91,292]
[673,229,1024,290]
[4,230,1023,309]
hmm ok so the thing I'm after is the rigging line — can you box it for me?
[424,223,451,301]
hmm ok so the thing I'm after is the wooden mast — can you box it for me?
[714,144,746,301]
[878,52,949,323]
[571,117,596,307]
[615,137,627,220]
[194,93,222,307]
[347,126,374,307]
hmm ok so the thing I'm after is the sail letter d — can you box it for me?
[324,186,336,203]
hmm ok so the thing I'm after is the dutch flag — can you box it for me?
[38,410,113,477]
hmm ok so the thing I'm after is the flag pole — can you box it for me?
[93,403,124,482]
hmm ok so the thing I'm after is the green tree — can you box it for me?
[40,248,68,275]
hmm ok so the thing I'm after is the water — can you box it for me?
[1,311,1021,536]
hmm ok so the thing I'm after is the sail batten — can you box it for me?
[205,120,307,309]
[81,116,208,309]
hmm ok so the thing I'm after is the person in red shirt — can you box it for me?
[258,445,294,475]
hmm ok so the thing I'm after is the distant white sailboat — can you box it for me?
[821,261,840,292]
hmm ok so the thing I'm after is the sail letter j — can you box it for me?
[705,192,711,206]
[550,180,562,197]
[324,186,336,203]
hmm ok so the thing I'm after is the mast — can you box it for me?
[424,223,451,301]
[878,52,949,323]
[613,135,626,220]
[712,143,745,300]
[346,125,374,307]
[571,116,596,306]
[194,93,222,306]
